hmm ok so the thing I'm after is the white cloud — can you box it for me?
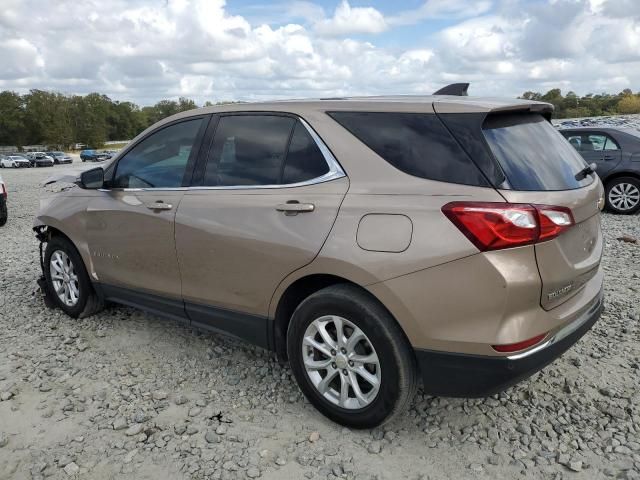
[314,1,388,36]
[0,0,638,104]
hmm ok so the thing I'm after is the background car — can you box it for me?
[560,127,640,214]
[46,151,73,164]
[80,149,110,162]
[0,174,7,226]
[0,155,31,168]
[27,152,55,167]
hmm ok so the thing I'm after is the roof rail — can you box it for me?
[433,83,469,96]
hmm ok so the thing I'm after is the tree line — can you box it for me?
[0,90,209,149]
[519,88,640,119]
[1,88,639,150]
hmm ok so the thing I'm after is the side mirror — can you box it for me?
[79,167,104,189]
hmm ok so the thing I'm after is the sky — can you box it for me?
[0,0,639,105]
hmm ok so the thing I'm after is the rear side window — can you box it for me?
[283,122,330,184]
[202,115,331,187]
[204,115,294,186]
[328,112,488,186]
[483,114,592,191]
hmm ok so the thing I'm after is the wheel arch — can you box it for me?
[271,273,410,362]
[602,170,640,185]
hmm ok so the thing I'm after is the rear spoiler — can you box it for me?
[433,83,469,96]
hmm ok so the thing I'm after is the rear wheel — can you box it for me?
[605,177,640,214]
[287,284,417,428]
[44,236,103,318]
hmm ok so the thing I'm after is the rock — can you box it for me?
[275,457,287,466]
[58,455,75,467]
[125,424,143,436]
[568,460,583,472]
[368,441,382,454]
[174,394,188,405]
[309,431,320,443]
[152,390,167,401]
[1,392,13,401]
[215,425,227,435]
[617,235,638,244]
[205,431,219,444]
[0,433,8,448]
[188,407,201,417]
[113,418,128,430]
[63,462,80,476]
[246,467,261,478]
[469,463,483,472]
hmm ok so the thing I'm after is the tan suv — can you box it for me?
[35,90,605,428]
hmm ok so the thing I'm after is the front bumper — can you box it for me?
[415,289,604,397]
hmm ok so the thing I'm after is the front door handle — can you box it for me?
[603,155,615,161]
[276,201,315,215]
[147,201,173,211]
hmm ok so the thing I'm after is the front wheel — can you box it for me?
[44,236,103,318]
[287,284,417,428]
[606,177,640,214]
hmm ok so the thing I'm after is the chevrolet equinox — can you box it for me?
[35,90,605,428]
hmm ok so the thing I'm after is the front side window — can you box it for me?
[114,118,204,188]
[202,115,331,187]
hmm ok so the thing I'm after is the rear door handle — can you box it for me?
[147,201,173,211]
[276,201,315,215]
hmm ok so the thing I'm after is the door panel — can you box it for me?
[86,190,185,300]
[175,177,348,317]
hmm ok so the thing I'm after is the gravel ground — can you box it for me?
[0,165,639,480]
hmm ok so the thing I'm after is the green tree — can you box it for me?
[618,95,640,114]
[0,91,26,147]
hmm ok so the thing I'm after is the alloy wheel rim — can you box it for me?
[302,315,381,409]
[50,250,80,307]
[609,183,640,211]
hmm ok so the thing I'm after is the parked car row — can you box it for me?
[0,151,74,168]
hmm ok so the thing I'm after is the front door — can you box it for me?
[175,114,348,344]
[86,116,208,310]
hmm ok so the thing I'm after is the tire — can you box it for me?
[44,235,103,318]
[287,284,417,428]
[0,198,7,226]
[605,177,640,214]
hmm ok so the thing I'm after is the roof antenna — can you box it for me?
[433,83,469,96]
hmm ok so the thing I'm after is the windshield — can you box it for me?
[483,114,593,191]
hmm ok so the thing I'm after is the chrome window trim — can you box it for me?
[104,116,346,192]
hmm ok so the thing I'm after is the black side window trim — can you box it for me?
[105,114,211,189]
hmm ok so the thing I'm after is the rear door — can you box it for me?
[175,113,348,343]
[482,114,604,309]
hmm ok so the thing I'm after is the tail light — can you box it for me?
[0,183,6,199]
[442,202,574,251]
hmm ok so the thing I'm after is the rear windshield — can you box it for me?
[328,111,489,187]
[483,114,592,191]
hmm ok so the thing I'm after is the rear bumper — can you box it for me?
[415,288,604,397]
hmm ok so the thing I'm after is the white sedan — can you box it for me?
[0,155,31,168]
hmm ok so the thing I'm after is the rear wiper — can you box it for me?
[575,162,597,181]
